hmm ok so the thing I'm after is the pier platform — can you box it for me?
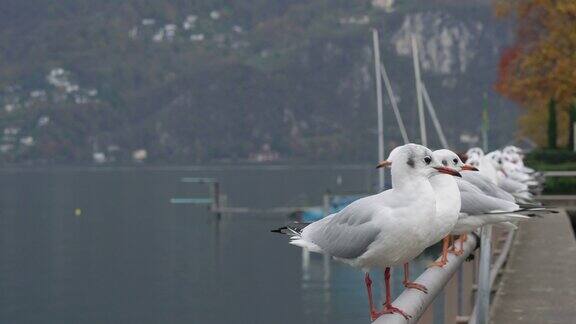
[491,210,576,323]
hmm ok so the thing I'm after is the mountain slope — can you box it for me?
[0,0,518,164]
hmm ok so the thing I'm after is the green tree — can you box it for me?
[568,102,576,150]
[548,98,557,149]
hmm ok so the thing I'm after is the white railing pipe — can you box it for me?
[375,234,478,324]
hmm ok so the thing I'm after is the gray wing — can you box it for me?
[498,177,527,194]
[458,179,519,215]
[302,196,382,259]
[461,172,515,202]
[460,191,519,215]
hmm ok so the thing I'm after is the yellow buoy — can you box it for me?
[74,208,82,216]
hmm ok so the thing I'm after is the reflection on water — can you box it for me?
[0,166,446,324]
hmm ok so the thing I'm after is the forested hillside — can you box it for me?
[0,0,518,164]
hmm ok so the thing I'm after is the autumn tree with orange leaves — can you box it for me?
[495,0,576,147]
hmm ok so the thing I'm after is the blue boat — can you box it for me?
[292,194,365,222]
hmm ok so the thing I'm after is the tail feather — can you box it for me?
[270,226,288,234]
[271,222,311,236]
[517,202,543,208]
[480,207,557,216]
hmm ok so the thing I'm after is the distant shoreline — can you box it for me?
[0,163,373,172]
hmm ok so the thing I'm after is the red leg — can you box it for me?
[364,273,381,321]
[402,262,428,293]
[429,236,449,267]
[381,267,411,320]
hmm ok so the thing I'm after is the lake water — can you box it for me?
[0,166,441,324]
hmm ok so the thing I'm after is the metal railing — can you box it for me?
[541,170,576,177]
[375,226,516,324]
[537,172,576,207]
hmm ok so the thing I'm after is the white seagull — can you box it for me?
[273,144,461,321]
[441,151,541,252]
[415,149,462,268]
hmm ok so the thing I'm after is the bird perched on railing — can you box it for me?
[386,149,463,269]
[438,149,555,253]
[272,144,554,322]
[272,143,462,321]
[465,147,543,204]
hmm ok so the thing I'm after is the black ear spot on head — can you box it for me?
[407,157,415,167]
[442,160,448,166]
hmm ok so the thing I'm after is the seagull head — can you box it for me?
[503,145,524,157]
[466,147,485,159]
[502,150,522,166]
[486,150,504,171]
[376,144,461,179]
[433,149,478,173]
[465,153,481,167]
[502,146,516,156]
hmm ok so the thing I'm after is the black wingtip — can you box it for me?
[271,226,287,234]
[518,202,543,209]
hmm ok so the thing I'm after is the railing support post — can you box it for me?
[475,225,492,324]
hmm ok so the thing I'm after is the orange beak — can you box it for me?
[461,164,479,171]
[434,166,462,177]
[376,160,392,169]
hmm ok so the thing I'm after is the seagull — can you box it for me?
[467,148,537,203]
[485,150,536,203]
[466,147,499,184]
[412,149,462,268]
[440,151,549,253]
[502,146,538,175]
[460,164,516,202]
[500,150,543,189]
[272,144,461,321]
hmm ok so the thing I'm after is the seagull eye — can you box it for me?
[453,158,458,164]
[424,156,432,164]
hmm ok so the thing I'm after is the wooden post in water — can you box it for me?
[212,181,221,220]
[322,192,332,284]
[323,193,330,217]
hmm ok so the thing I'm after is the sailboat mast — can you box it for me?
[372,29,385,191]
[411,35,427,146]
[380,64,409,144]
[421,83,449,148]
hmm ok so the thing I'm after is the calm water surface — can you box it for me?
[0,166,441,324]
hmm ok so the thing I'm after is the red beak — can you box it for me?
[461,164,479,171]
[376,160,392,169]
[434,166,462,177]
